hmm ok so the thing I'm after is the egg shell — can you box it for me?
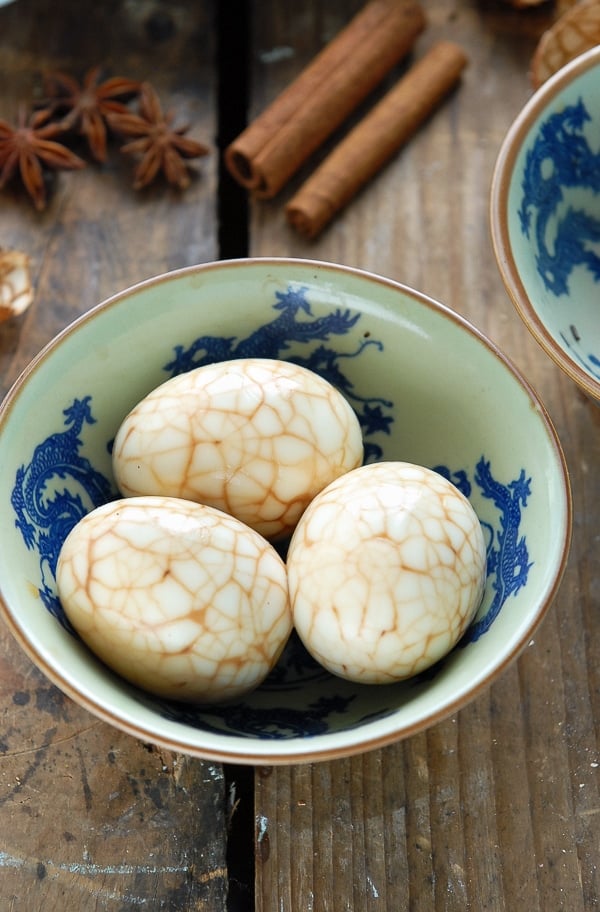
[56,496,292,703]
[286,461,487,684]
[111,357,364,541]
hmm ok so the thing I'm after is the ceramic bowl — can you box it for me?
[0,258,571,764]
[490,45,600,403]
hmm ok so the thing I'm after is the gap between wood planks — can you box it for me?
[216,3,255,911]
[217,0,249,262]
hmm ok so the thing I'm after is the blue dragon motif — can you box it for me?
[519,98,600,297]
[467,458,532,641]
[559,326,600,381]
[11,396,114,629]
[156,693,354,739]
[164,283,394,461]
[431,466,471,498]
[430,459,532,644]
[10,284,535,740]
[164,284,360,370]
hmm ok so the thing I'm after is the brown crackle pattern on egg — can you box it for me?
[56,496,292,703]
[287,462,487,685]
[112,358,363,541]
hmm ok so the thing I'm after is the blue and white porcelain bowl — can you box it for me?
[490,45,600,404]
[0,258,571,764]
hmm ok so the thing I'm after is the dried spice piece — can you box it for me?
[0,249,34,322]
[555,0,581,16]
[105,82,209,190]
[225,0,426,199]
[286,41,468,239]
[42,66,141,162]
[0,108,86,210]
[530,0,600,88]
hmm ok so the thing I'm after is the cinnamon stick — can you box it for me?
[225,0,426,199]
[286,41,468,239]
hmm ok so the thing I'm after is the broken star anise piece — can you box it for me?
[0,107,86,211]
[105,82,209,191]
[42,65,142,163]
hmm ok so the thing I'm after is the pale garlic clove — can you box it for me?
[56,496,292,703]
[287,462,487,685]
[0,249,34,323]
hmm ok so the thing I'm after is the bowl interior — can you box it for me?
[492,49,600,400]
[0,259,570,763]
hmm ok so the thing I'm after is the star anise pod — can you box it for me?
[105,82,209,190]
[42,65,141,162]
[0,107,85,211]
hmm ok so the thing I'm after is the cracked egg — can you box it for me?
[0,258,571,763]
[56,496,291,703]
[288,462,487,684]
[112,357,363,541]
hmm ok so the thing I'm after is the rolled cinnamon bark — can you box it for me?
[225,0,426,199]
[286,41,468,239]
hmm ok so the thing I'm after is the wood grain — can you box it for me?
[0,2,227,909]
[3,2,600,909]
[0,625,227,910]
[249,2,600,910]
[0,0,218,397]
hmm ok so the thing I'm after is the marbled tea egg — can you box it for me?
[287,462,487,684]
[112,357,363,540]
[56,496,291,703]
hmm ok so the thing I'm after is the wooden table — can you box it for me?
[1,1,598,910]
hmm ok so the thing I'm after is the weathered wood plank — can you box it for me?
[0,627,227,911]
[0,2,227,909]
[0,0,218,395]
[248,2,600,910]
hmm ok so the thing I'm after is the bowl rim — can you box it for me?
[0,256,574,764]
[489,44,600,402]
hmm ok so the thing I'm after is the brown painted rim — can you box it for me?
[490,45,600,403]
[0,257,573,764]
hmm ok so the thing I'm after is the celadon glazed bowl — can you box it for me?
[0,258,571,764]
[490,45,600,404]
